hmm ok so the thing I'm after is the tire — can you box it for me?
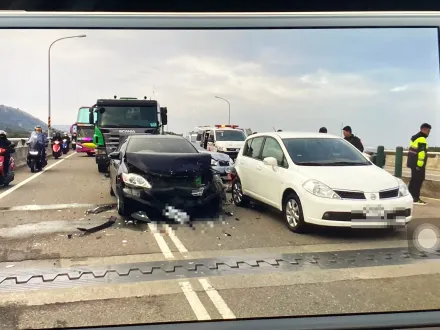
[54,155,59,159]
[110,181,115,196]
[98,164,108,173]
[231,178,249,207]
[30,160,36,173]
[117,193,134,216]
[283,192,308,233]
[87,152,94,157]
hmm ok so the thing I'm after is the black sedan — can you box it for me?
[109,134,225,217]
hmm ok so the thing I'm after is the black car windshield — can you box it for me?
[128,138,198,154]
[282,138,371,166]
[215,130,246,141]
[97,106,158,128]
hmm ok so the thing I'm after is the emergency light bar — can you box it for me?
[215,124,239,129]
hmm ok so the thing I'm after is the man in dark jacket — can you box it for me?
[342,126,364,152]
[407,123,431,205]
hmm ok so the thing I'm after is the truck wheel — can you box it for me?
[98,164,108,173]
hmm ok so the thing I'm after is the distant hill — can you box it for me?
[0,104,47,137]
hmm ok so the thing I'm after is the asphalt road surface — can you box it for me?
[0,152,440,330]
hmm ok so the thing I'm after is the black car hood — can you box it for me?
[126,151,212,176]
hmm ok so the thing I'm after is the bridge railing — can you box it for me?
[379,148,440,177]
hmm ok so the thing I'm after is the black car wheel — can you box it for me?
[98,164,108,173]
[116,192,134,216]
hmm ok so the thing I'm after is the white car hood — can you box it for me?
[297,165,399,192]
[216,141,244,149]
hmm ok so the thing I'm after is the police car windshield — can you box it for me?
[98,106,158,128]
[128,137,198,154]
[215,130,246,141]
[283,138,371,166]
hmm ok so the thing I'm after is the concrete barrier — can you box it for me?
[399,177,440,200]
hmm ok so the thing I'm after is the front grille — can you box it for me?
[322,209,411,221]
[227,148,238,152]
[333,190,366,200]
[379,188,399,199]
[149,176,199,189]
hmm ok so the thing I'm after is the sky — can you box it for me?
[0,28,439,148]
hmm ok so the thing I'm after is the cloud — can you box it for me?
[0,28,439,148]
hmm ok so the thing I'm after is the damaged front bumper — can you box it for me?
[122,184,223,213]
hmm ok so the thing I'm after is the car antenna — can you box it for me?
[273,127,277,132]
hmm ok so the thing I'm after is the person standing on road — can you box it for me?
[342,126,364,152]
[319,127,327,133]
[407,123,431,205]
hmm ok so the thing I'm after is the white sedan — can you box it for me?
[231,132,413,233]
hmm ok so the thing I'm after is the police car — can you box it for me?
[197,124,246,160]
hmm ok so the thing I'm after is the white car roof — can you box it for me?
[248,131,342,140]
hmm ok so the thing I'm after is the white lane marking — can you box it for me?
[0,152,77,200]
[198,278,236,319]
[2,203,96,212]
[147,223,174,259]
[179,281,211,321]
[163,224,188,253]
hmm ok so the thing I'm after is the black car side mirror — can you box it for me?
[109,151,121,159]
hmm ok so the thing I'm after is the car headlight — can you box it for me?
[396,178,409,197]
[302,179,341,199]
[211,159,219,166]
[121,173,152,189]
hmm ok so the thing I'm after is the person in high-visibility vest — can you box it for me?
[407,123,432,205]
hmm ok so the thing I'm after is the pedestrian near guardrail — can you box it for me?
[407,123,432,205]
[342,125,364,152]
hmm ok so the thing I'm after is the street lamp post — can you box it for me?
[48,34,87,138]
[215,96,231,125]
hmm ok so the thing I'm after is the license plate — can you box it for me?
[363,205,385,218]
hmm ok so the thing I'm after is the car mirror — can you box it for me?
[263,157,278,167]
[109,151,121,160]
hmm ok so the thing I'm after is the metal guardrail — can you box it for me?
[385,149,440,156]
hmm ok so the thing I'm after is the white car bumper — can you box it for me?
[300,192,413,228]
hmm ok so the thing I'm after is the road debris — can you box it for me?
[225,211,234,216]
[131,211,150,222]
[77,216,117,235]
[85,204,116,215]
[67,234,73,239]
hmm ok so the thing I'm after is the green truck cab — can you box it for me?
[89,96,168,173]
